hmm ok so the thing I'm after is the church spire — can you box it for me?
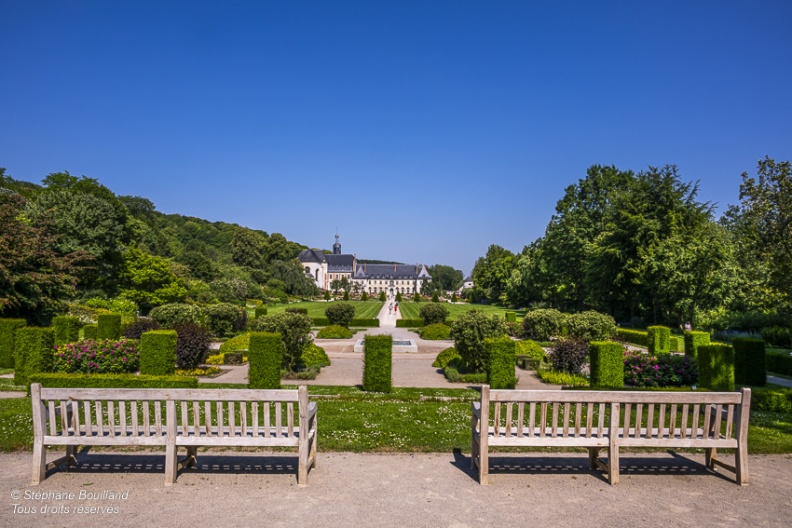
[333,232,341,254]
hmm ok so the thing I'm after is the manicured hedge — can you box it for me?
[97,313,122,340]
[285,307,309,315]
[52,316,81,346]
[363,334,392,393]
[733,337,766,387]
[311,317,331,326]
[483,337,516,389]
[14,327,55,386]
[432,347,461,369]
[647,326,671,355]
[82,324,98,340]
[0,318,26,369]
[316,325,354,339]
[30,373,198,389]
[149,303,202,329]
[302,343,330,368]
[616,328,648,348]
[589,341,625,388]
[254,306,268,318]
[698,344,734,392]
[248,332,282,389]
[349,318,380,328]
[669,336,682,353]
[751,387,792,413]
[139,330,177,376]
[684,331,710,359]
[420,324,451,340]
[395,319,423,328]
[505,311,517,323]
[766,351,792,376]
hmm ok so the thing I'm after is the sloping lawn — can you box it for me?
[399,302,513,322]
[266,301,383,319]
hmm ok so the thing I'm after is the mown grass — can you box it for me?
[398,302,513,322]
[267,301,383,319]
[2,384,790,455]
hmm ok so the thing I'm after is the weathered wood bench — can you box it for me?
[471,385,751,485]
[31,384,318,486]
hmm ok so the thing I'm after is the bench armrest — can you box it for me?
[472,401,481,420]
[307,401,318,423]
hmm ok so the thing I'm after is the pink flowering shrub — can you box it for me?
[623,349,697,388]
[54,339,139,374]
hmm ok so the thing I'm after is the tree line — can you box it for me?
[469,158,792,328]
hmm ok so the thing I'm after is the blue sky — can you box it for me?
[2,1,791,276]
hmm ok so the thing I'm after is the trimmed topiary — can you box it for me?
[316,325,354,339]
[52,316,81,346]
[14,327,55,386]
[647,326,671,355]
[219,333,250,354]
[343,291,350,301]
[0,318,26,368]
[302,343,330,368]
[431,291,440,302]
[432,347,461,368]
[97,313,122,340]
[589,341,625,388]
[505,311,516,323]
[286,307,309,315]
[325,303,356,327]
[698,344,735,392]
[521,309,567,341]
[413,292,421,302]
[395,292,402,302]
[483,337,517,389]
[616,328,648,347]
[379,291,387,302]
[733,337,766,387]
[204,303,247,337]
[139,330,178,376]
[82,324,98,340]
[420,323,451,340]
[248,332,283,389]
[255,306,268,318]
[149,303,203,329]
[361,291,369,302]
[363,334,392,393]
[566,311,617,341]
[323,290,332,301]
[419,303,449,326]
[684,331,710,359]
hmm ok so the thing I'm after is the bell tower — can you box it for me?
[333,233,342,255]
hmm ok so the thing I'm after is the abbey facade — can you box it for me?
[298,235,431,296]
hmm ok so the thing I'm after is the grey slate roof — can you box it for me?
[298,249,326,264]
[326,254,356,272]
[354,264,432,280]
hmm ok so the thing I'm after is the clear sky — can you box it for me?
[2,1,791,276]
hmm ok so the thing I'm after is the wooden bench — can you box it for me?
[31,384,318,486]
[471,385,751,485]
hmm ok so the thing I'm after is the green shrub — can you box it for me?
[363,334,392,392]
[767,351,792,376]
[139,330,177,376]
[669,336,683,353]
[343,291,350,301]
[324,290,331,301]
[549,339,589,375]
[421,324,452,340]
[521,309,567,340]
[419,303,449,326]
[14,327,55,386]
[149,303,202,329]
[616,328,648,347]
[413,292,421,302]
[395,292,402,302]
[450,310,505,372]
[566,311,616,341]
[97,313,122,340]
[443,365,487,383]
[255,306,268,318]
[483,337,516,389]
[286,307,309,315]
[325,303,356,327]
[0,319,26,368]
[361,291,369,302]
[302,343,330,368]
[536,369,589,387]
[505,311,516,323]
[698,344,734,391]
[349,318,379,327]
[316,325,354,339]
[84,297,139,316]
[647,326,671,355]
[311,317,331,326]
[248,332,282,389]
[451,293,458,303]
[432,347,461,368]
[249,312,313,372]
[733,337,766,386]
[204,303,247,337]
[431,291,440,302]
[395,319,423,328]
[219,333,250,354]
[589,341,624,388]
[30,373,198,388]
[82,324,98,340]
[516,340,546,361]
[761,326,792,348]
[123,318,162,340]
[751,387,792,413]
[175,323,211,369]
[379,291,387,302]
[52,316,81,346]
[684,331,710,359]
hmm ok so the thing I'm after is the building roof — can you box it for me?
[326,254,356,272]
[354,263,432,280]
[298,249,326,264]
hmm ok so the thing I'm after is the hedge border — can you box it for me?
[29,373,198,389]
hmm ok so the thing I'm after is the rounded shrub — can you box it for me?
[123,318,162,340]
[431,291,440,302]
[420,323,452,340]
[316,325,354,339]
[419,303,449,326]
[250,312,313,372]
[522,309,567,341]
[204,303,247,337]
[286,307,309,315]
[174,323,211,369]
[325,303,356,328]
[432,347,462,368]
[450,310,506,372]
[149,303,203,329]
[549,339,589,375]
[516,340,546,361]
[302,343,330,368]
[323,290,331,301]
[566,311,616,341]
[219,333,250,354]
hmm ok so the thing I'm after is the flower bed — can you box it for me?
[54,339,139,374]
[623,349,697,388]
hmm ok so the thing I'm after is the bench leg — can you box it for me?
[588,448,600,470]
[66,445,78,467]
[186,447,198,468]
[164,445,177,486]
[31,440,47,485]
[735,444,749,485]
[608,444,619,485]
[478,447,489,485]
[298,439,309,486]
[705,448,716,470]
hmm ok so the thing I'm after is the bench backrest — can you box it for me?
[482,386,751,443]
[31,384,308,441]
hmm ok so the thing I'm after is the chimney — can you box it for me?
[393,263,396,272]
[364,263,367,273]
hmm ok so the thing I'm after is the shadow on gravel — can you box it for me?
[450,449,734,484]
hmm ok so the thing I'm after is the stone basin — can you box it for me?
[353,339,418,353]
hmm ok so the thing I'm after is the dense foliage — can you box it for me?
[54,339,139,373]
[449,310,505,372]
[174,323,211,369]
[548,339,589,375]
[419,303,449,326]
[325,303,356,327]
[249,312,313,371]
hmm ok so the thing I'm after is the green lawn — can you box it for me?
[398,302,513,322]
[266,301,384,319]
